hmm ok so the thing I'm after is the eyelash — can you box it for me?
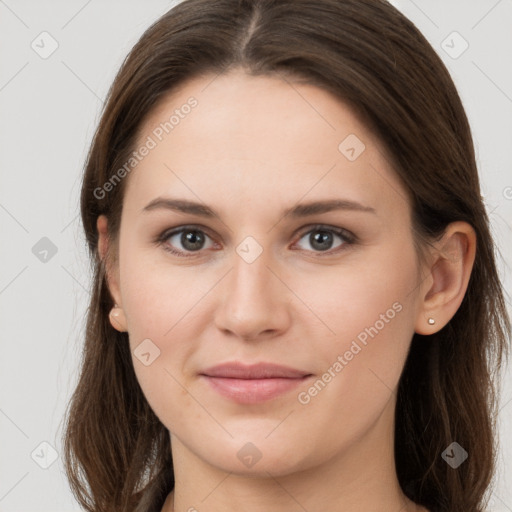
[155,224,357,258]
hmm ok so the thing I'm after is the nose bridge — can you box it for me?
[214,236,288,338]
[229,238,275,304]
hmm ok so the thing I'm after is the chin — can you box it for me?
[187,433,318,478]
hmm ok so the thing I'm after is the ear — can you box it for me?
[97,214,128,332]
[414,221,476,335]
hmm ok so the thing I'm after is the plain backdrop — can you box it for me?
[0,1,511,510]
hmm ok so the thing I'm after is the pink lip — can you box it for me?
[200,362,313,404]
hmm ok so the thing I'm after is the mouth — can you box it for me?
[199,362,313,404]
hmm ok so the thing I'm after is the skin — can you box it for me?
[97,69,476,512]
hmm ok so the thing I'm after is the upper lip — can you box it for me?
[200,362,311,379]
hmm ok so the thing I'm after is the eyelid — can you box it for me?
[294,223,356,243]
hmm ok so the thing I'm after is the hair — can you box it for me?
[62,0,511,511]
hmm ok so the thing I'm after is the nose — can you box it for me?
[213,246,291,341]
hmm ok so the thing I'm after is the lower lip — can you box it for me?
[201,375,311,404]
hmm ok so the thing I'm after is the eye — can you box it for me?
[156,224,355,258]
[157,226,217,257]
[292,225,355,255]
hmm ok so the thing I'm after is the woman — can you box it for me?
[63,1,511,511]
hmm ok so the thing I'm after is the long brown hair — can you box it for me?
[63,1,511,511]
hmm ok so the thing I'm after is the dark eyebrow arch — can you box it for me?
[141,198,377,218]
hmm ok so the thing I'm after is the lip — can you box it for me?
[200,362,313,404]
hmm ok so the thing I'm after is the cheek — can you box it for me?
[118,245,212,423]
[119,241,206,338]
[292,241,418,408]
[299,239,418,347]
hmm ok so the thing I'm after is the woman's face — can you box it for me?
[104,69,428,477]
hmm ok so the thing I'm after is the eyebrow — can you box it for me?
[141,197,376,218]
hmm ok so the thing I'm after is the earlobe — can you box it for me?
[414,221,476,335]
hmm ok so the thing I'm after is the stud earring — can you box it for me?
[428,317,435,325]
[109,304,127,332]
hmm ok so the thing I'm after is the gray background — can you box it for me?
[0,0,510,510]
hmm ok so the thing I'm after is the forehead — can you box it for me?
[137,70,379,160]
[125,70,410,222]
